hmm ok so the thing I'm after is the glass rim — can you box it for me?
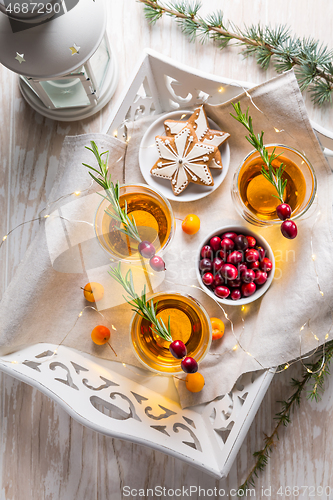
[129,291,212,375]
[93,182,175,260]
[234,143,317,224]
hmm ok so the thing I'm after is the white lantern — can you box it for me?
[0,0,118,120]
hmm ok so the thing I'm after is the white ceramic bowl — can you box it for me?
[196,225,275,306]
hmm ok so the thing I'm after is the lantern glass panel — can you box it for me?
[40,76,91,108]
[89,35,110,89]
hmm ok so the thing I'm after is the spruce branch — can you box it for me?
[83,141,141,243]
[138,0,333,105]
[230,102,287,204]
[237,339,333,496]
[108,263,172,342]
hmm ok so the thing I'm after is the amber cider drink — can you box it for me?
[95,184,174,260]
[233,145,316,225]
[130,293,212,374]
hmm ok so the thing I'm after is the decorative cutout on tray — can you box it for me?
[215,421,235,444]
[151,425,170,436]
[5,344,265,474]
[35,350,55,358]
[173,423,202,452]
[90,395,141,421]
[22,360,41,371]
[49,362,79,390]
[183,416,196,428]
[130,391,149,404]
[145,404,177,420]
[82,376,119,391]
[71,361,89,374]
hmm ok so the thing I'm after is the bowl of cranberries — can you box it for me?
[196,226,275,305]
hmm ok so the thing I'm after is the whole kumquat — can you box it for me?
[185,372,205,392]
[210,317,225,340]
[181,214,200,235]
[82,282,104,302]
[91,325,110,345]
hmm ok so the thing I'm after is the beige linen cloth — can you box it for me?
[0,70,332,408]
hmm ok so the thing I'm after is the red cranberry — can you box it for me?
[260,258,273,272]
[199,258,212,272]
[256,246,266,261]
[213,257,224,273]
[231,289,242,300]
[169,340,187,359]
[238,262,248,275]
[201,245,213,259]
[241,282,256,297]
[229,278,242,288]
[281,220,297,239]
[138,240,156,258]
[255,270,268,285]
[245,248,260,263]
[276,203,292,220]
[221,263,238,280]
[213,274,224,287]
[210,236,221,252]
[181,357,198,373]
[234,234,249,251]
[214,286,230,299]
[227,251,243,264]
[221,238,235,251]
[216,249,228,261]
[149,255,166,272]
[202,272,214,286]
[249,260,260,271]
[221,231,237,241]
[241,269,255,283]
[246,236,256,248]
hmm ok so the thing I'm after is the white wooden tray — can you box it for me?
[1,49,333,479]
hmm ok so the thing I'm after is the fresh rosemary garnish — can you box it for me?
[139,0,333,106]
[231,102,287,204]
[108,263,172,342]
[83,141,141,243]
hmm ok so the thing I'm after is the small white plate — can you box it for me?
[139,110,230,202]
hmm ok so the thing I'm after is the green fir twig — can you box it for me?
[237,339,333,496]
[83,141,141,243]
[231,102,287,204]
[138,0,333,106]
[108,263,172,342]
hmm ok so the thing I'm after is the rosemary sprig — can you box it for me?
[108,263,172,342]
[83,141,141,243]
[231,102,287,204]
[138,0,333,106]
[238,339,333,496]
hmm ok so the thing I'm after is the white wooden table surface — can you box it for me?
[1,1,333,499]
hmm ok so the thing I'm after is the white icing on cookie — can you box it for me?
[156,138,176,161]
[210,158,223,170]
[194,106,209,140]
[152,126,215,194]
[203,132,230,148]
[164,120,188,135]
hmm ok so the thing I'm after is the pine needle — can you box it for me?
[138,0,333,106]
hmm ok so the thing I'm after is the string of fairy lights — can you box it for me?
[0,86,331,383]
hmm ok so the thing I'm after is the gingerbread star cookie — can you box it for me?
[151,124,217,196]
[164,105,230,170]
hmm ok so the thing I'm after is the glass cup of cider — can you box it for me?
[232,145,317,226]
[95,184,175,260]
[129,292,212,375]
